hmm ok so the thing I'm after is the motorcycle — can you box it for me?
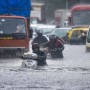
[21,52,38,68]
[40,46,49,56]
[49,47,64,58]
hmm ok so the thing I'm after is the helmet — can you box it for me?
[36,30,43,36]
[32,43,40,52]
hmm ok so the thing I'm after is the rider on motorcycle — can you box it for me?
[32,30,48,46]
[32,43,47,66]
[47,34,64,58]
[32,30,49,56]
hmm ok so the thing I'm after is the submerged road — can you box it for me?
[0,44,90,90]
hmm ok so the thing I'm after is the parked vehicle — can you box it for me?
[68,4,90,26]
[0,0,32,57]
[49,27,71,43]
[86,28,90,51]
[37,24,56,35]
[31,24,56,40]
[68,26,88,44]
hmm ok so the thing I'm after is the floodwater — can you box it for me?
[0,44,90,90]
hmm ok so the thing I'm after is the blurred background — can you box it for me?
[31,0,90,24]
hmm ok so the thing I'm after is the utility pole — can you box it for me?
[66,0,68,10]
[66,0,68,13]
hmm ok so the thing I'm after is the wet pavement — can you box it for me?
[0,44,90,90]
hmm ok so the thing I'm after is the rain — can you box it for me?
[0,0,90,90]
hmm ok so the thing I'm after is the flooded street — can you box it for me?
[0,44,90,90]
